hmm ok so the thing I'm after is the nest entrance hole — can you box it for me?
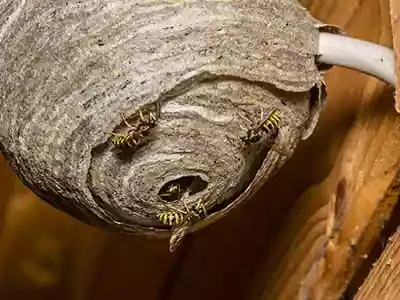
[158,176,208,202]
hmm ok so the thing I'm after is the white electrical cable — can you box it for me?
[317,32,396,86]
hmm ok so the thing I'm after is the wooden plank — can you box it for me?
[0,187,106,300]
[391,0,400,112]
[250,0,398,299]
[353,3,400,299]
[0,168,178,300]
[355,226,400,300]
[86,234,180,300]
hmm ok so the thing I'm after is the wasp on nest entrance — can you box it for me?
[157,176,209,252]
[107,101,161,152]
[237,106,290,157]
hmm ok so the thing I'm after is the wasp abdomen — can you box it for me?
[109,102,160,149]
[261,109,280,136]
[157,212,185,226]
[240,108,281,147]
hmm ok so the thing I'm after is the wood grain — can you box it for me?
[0,176,179,300]
[353,3,400,299]
[391,0,400,112]
[355,227,400,300]
[0,186,107,300]
[162,1,392,299]
[252,0,398,299]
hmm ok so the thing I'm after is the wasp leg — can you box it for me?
[138,108,146,123]
[179,191,191,210]
[120,113,135,129]
[127,137,138,148]
[126,139,133,148]
[199,202,207,217]
[148,111,157,124]
[182,201,191,216]
[238,112,253,126]
[163,203,187,215]
[191,201,206,218]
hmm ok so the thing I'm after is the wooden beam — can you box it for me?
[391,0,400,112]
[355,227,400,299]
[353,3,400,299]
[253,0,398,299]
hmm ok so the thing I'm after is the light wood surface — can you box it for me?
[253,0,398,299]
[353,3,400,300]
[391,0,400,112]
[355,227,400,300]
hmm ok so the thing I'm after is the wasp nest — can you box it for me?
[0,0,327,251]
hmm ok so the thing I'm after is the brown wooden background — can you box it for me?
[0,0,398,299]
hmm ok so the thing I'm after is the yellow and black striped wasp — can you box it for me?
[157,182,207,226]
[157,185,209,252]
[240,108,280,146]
[157,200,207,227]
[158,200,208,252]
[108,102,160,149]
[158,183,184,202]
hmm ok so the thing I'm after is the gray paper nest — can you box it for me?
[0,0,330,245]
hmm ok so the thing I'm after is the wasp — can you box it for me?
[157,210,186,226]
[134,104,159,131]
[157,191,209,252]
[167,203,206,252]
[108,102,160,149]
[159,183,184,201]
[240,108,280,146]
[157,200,207,226]
[109,127,149,148]
[158,181,207,224]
